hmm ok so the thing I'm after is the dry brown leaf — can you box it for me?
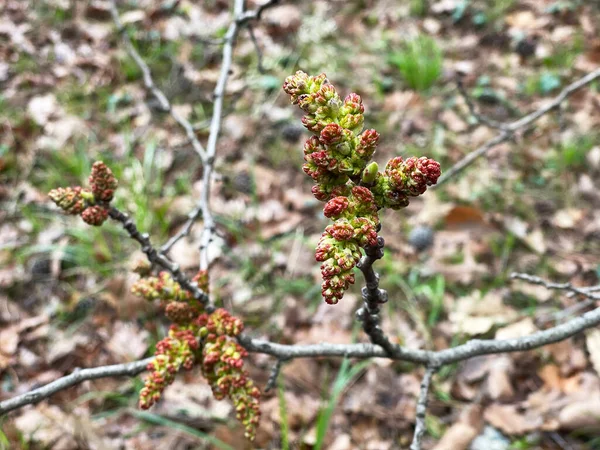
[106,322,149,361]
[449,290,518,336]
[484,403,544,435]
[433,404,483,450]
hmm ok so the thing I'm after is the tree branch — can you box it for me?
[264,358,286,392]
[107,206,211,309]
[436,66,600,188]
[5,297,600,414]
[109,1,207,162]
[456,77,510,131]
[512,272,600,300]
[0,358,153,416]
[410,365,437,450]
[356,236,396,354]
[158,0,282,256]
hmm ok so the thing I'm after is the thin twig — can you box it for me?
[0,358,153,415]
[537,299,595,325]
[160,0,283,257]
[160,205,203,254]
[236,0,282,24]
[356,236,396,354]
[109,1,207,161]
[247,24,265,73]
[436,66,600,187]
[107,206,211,308]
[197,0,246,271]
[410,365,437,450]
[456,78,510,130]
[264,358,286,392]
[512,272,600,300]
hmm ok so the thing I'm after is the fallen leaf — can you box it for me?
[106,322,149,361]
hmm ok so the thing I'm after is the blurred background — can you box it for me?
[1,0,600,449]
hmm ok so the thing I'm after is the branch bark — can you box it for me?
[356,236,396,354]
[436,66,600,188]
[0,358,152,415]
[5,299,600,415]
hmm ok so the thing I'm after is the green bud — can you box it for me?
[80,190,95,202]
[361,162,379,185]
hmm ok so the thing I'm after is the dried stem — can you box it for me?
[436,66,600,187]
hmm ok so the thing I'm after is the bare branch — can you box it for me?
[107,206,211,309]
[410,365,437,450]
[247,25,265,73]
[160,0,281,259]
[160,204,203,254]
[6,300,600,414]
[512,272,600,300]
[196,0,247,270]
[264,358,286,392]
[436,67,600,188]
[456,77,510,131]
[0,358,153,416]
[237,0,282,24]
[242,301,600,365]
[109,1,207,161]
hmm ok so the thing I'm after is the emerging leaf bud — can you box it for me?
[361,162,379,185]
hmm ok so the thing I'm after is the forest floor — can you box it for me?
[1,0,600,449]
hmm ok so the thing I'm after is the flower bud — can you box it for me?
[81,205,109,226]
[48,186,88,215]
[89,161,118,202]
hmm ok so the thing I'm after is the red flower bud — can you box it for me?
[81,205,109,226]
[323,196,349,218]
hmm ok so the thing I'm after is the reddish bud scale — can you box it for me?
[323,196,349,219]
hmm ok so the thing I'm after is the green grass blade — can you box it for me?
[277,376,290,450]
[314,359,371,450]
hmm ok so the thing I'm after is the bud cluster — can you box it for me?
[48,161,118,226]
[316,186,379,304]
[370,156,442,210]
[283,71,380,201]
[283,71,441,304]
[139,325,198,409]
[132,273,261,440]
[197,309,260,440]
